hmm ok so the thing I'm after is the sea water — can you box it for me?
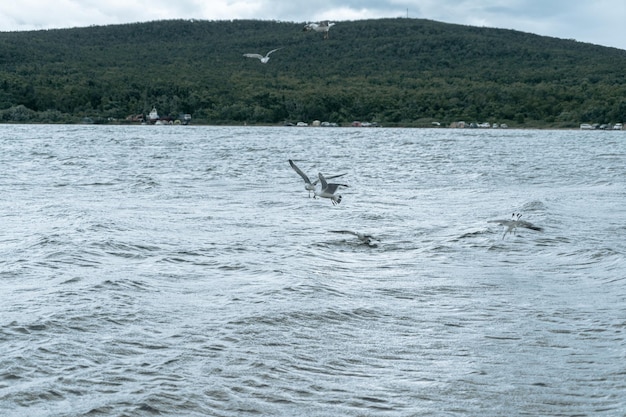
[1,124,624,416]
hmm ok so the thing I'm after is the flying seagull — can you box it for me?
[303,21,335,39]
[315,172,348,205]
[243,48,282,63]
[330,230,378,246]
[289,159,347,197]
[488,213,543,239]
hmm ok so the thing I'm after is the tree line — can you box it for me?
[1,18,626,127]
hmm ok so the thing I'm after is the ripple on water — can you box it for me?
[1,126,625,416]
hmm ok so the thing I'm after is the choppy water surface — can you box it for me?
[1,124,625,416]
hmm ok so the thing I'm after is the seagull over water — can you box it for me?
[289,159,346,197]
[330,230,378,246]
[243,48,281,63]
[488,213,543,239]
[315,172,348,205]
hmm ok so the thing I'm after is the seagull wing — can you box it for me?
[318,172,328,190]
[331,230,377,244]
[266,48,282,57]
[289,159,312,185]
[243,53,263,59]
[312,172,346,185]
[324,172,347,180]
[488,219,513,226]
[324,183,348,194]
[518,221,543,231]
[488,219,542,231]
[330,230,357,236]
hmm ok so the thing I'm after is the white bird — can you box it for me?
[289,159,346,197]
[330,230,378,246]
[488,213,543,239]
[315,172,348,205]
[243,48,281,63]
[303,21,335,39]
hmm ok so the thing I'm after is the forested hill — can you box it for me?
[2,18,626,127]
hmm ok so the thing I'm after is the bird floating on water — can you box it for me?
[330,230,378,246]
[488,213,543,239]
[315,172,348,205]
[243,48,282,63]
[303,21,335,39]
[289,159,347,198]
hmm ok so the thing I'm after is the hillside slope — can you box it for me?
[1,18,625,126]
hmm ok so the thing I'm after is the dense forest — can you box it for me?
[1,18,626,127]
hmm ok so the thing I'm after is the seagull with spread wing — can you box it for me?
[488,213,543,239]
[315,172,348,205]
[289,159,347,198]
[330,230,378,246]
[243,48,282,63]
[303,21,335,39]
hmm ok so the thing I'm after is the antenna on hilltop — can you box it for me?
[407,8,409,18]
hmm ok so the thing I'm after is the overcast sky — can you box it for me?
[2,0,625,50]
